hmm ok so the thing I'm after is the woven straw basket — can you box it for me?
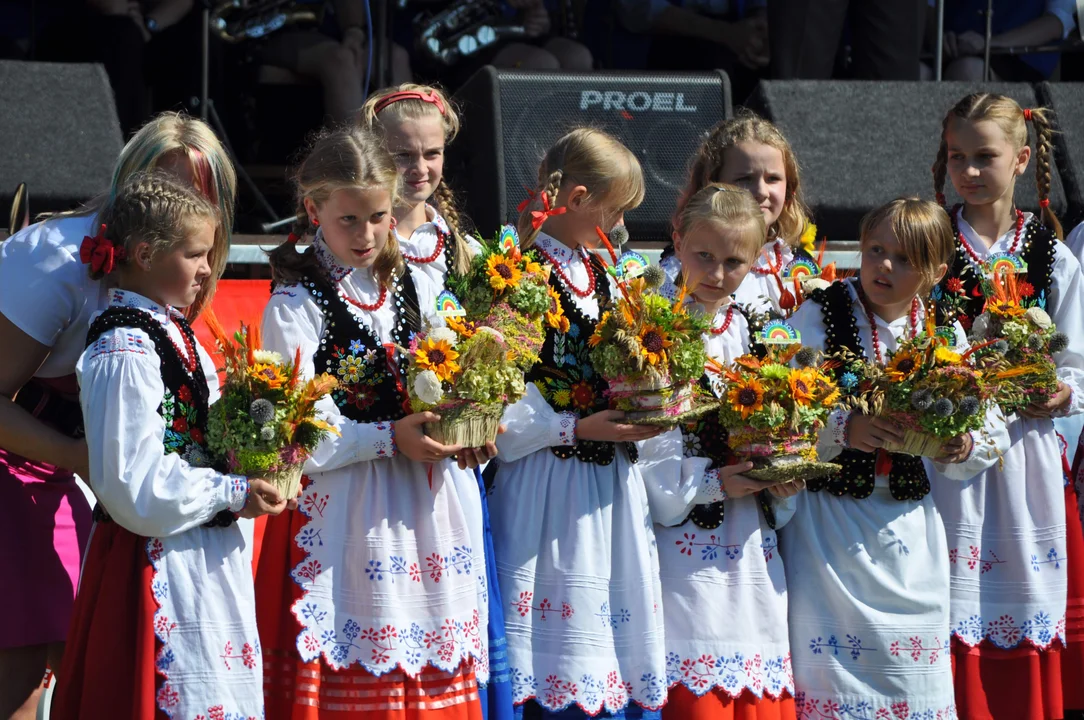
[266,462,305,501]
[881,428,946,458]
[424,402,504,448]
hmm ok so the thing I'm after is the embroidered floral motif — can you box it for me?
[675,532,741,561]
[374,421,396,458]
[161,386,202,457]
[595,602,631,629]
[889,637,948,663]
[193,709,259,720]
[220,640,259,670]
[665,651,793,698]
[954,611,1066,649]
[510,591,574,621]
[795,691,957,720]
[88,331,147,358]
[1030,547,1064,571]
[329,341,386,411]
[948,546,1006,574]
[536,323,597,411]
[808,634,875,660]
[762,536,778,561]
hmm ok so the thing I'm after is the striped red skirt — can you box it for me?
[662,686,795,720]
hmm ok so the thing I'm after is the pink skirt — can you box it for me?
[0,445,92,648]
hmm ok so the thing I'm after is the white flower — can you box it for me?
[253,350,285,365]
[801,278,830,294]
[970,313,991,339]
[413,370,445,404]
[428,327,459,348]
[1025,306,1053,330]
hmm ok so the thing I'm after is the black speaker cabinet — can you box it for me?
[1036,81,1084,229]
[448,66,733,242]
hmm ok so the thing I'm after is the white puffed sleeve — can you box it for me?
[787,301,845,462]
[1048,245,1084,416]
[637,427,713,526]
[77,328,248,537]
[261,286,397,473]
[495,383,577,463]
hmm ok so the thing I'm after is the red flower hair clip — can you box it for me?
[517,187,538,213]
[530,193,567,230]
[1023,108,1033,122]
[79,224,126,275]
[1040,198,1051,209]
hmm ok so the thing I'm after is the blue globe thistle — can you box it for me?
[840,372,859,390]
[911,389,934,411]
[959,396,980,416]
[1049,332,1069,354]
[260,424,276,442]
[609,225,630,247]
[933,398,955,417]
[795,347,817,368]
[992,340,1010,354]
[250,398,275,424]
[1027,333,1045,351]
[642,264,666,289]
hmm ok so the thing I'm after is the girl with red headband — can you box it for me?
[0,111,235,720]
[931,93,1084,720]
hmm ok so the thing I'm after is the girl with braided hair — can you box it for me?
[491,127,668,719]
[930,92,1084,720]
[52,171,286,720]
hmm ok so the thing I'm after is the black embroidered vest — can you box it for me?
[809,282,930,501]
[86,307,235,526]
[301,271,420,424]
[525,253,636,466]
[942,210,1057,326]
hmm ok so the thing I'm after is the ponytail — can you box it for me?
[267,205,321,290]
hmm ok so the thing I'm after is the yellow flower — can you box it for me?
[588,312,609,347]
[727,377,765,420]
[988,270,1026,317]
[249,362,287,389]
[814,371,841,406]
[554,389,571,407]
[800,222,818,255]
[525,259,543,275]
[934,346,962,364]
[414,337,461,383]
[337,357,363,384]
[487,255,523,292]
[788,368,817,406]
[545,286,571,333]
[445,316,475,339]
[638,323,674,366]
[886,350,919,381]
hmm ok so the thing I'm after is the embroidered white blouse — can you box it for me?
[76,288,261,719]
[733,238,799,317]
[396,204,482,287]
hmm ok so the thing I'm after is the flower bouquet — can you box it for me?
[835,311,990,457]
[959,270,1066,415]
[411,226,547,446]
[588,237,715,426]
[715,324,844,483]
[203,314,339,499]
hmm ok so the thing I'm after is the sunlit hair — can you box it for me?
[675,183,765,264]
[267,126,403,291]
[92,172,221,292]
[516,127,645,249]
[55,111,237,318]
[933,92,1062,238]
[674,109,810,248]
[860,198,954,296]
[359,83,474,275]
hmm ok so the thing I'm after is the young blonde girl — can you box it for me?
[931,93,1084,720]
[669,110,814,317]
[361,83,512,720]
[489,127,666,719]
[639,184,799,720]
[0,111,235,719]
[359,83,479,286]
[53,171,284,720]
[784,199,1007,719]
[255,127,492,720]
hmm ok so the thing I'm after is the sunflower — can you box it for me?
[553,389,571,407]
[727,377,765,420]
[588,312,609,347]
[788,369,817,405]
[638,323,674,366]
[934,346,962,364]
[987,270,1026,317]
[445,315,475,339]
[885,350,919,381]
[414,337,461,382]
[814,371,841,406]
[487,255,523,292]
[545,286,571,333]
[248,362,287,389]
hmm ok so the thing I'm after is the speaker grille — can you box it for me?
[488,70,730,241]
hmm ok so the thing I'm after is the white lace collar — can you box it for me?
[108,288,175,326]
[534,232,581,266]
[312,229,354,282]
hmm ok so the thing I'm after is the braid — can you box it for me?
[518,169,564,250]
[932,123,949,207]
[432,180,474,275]
[267,203,320,290]
[1027,107,1064,239]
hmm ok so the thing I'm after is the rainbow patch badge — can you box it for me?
[781,257,820,281]
[759,319,802,345]
[935,326,958,346]
[435,290,466,318]
[616,251,648,279]
[984,252,1027,278]
[499,225,519,254]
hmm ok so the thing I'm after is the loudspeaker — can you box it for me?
[1036,82,1084,230]
[447,66,732,242]
[0,61,123,216]
[747,81,1067,240]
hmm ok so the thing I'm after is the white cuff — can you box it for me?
[828,409,851,448]
[372,421,397,459]
[552,412,577,447]
[225,475,249,513]
[693,468,728,505]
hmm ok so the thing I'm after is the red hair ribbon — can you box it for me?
[79,224,126,275]
[1023,108,1033,122]
[374,89,446,116]
[286,232,301,245]
[935,192,946,207]
[530,193,566,230]
[1040,198,1051,209]
[517,187,537,213]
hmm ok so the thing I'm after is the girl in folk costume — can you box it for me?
[638,184,800,720]
[256,127,493,720]
[931,93,1084,720]
[0,111,235,720]
[359,84,480,287]
[489,127,667,719]
[52,172,286,720]
[361,83,512,720]
[784,199,1008,720]
[664,110,816,318]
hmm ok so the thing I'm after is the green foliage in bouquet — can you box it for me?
[406,322,526,411]
[446,226,551,321]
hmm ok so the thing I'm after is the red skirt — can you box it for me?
[51,521,161,720]
[1063,457,1084,710]
[951,638,1064,720]
[662,686,795,720]
[256,506,483,720]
